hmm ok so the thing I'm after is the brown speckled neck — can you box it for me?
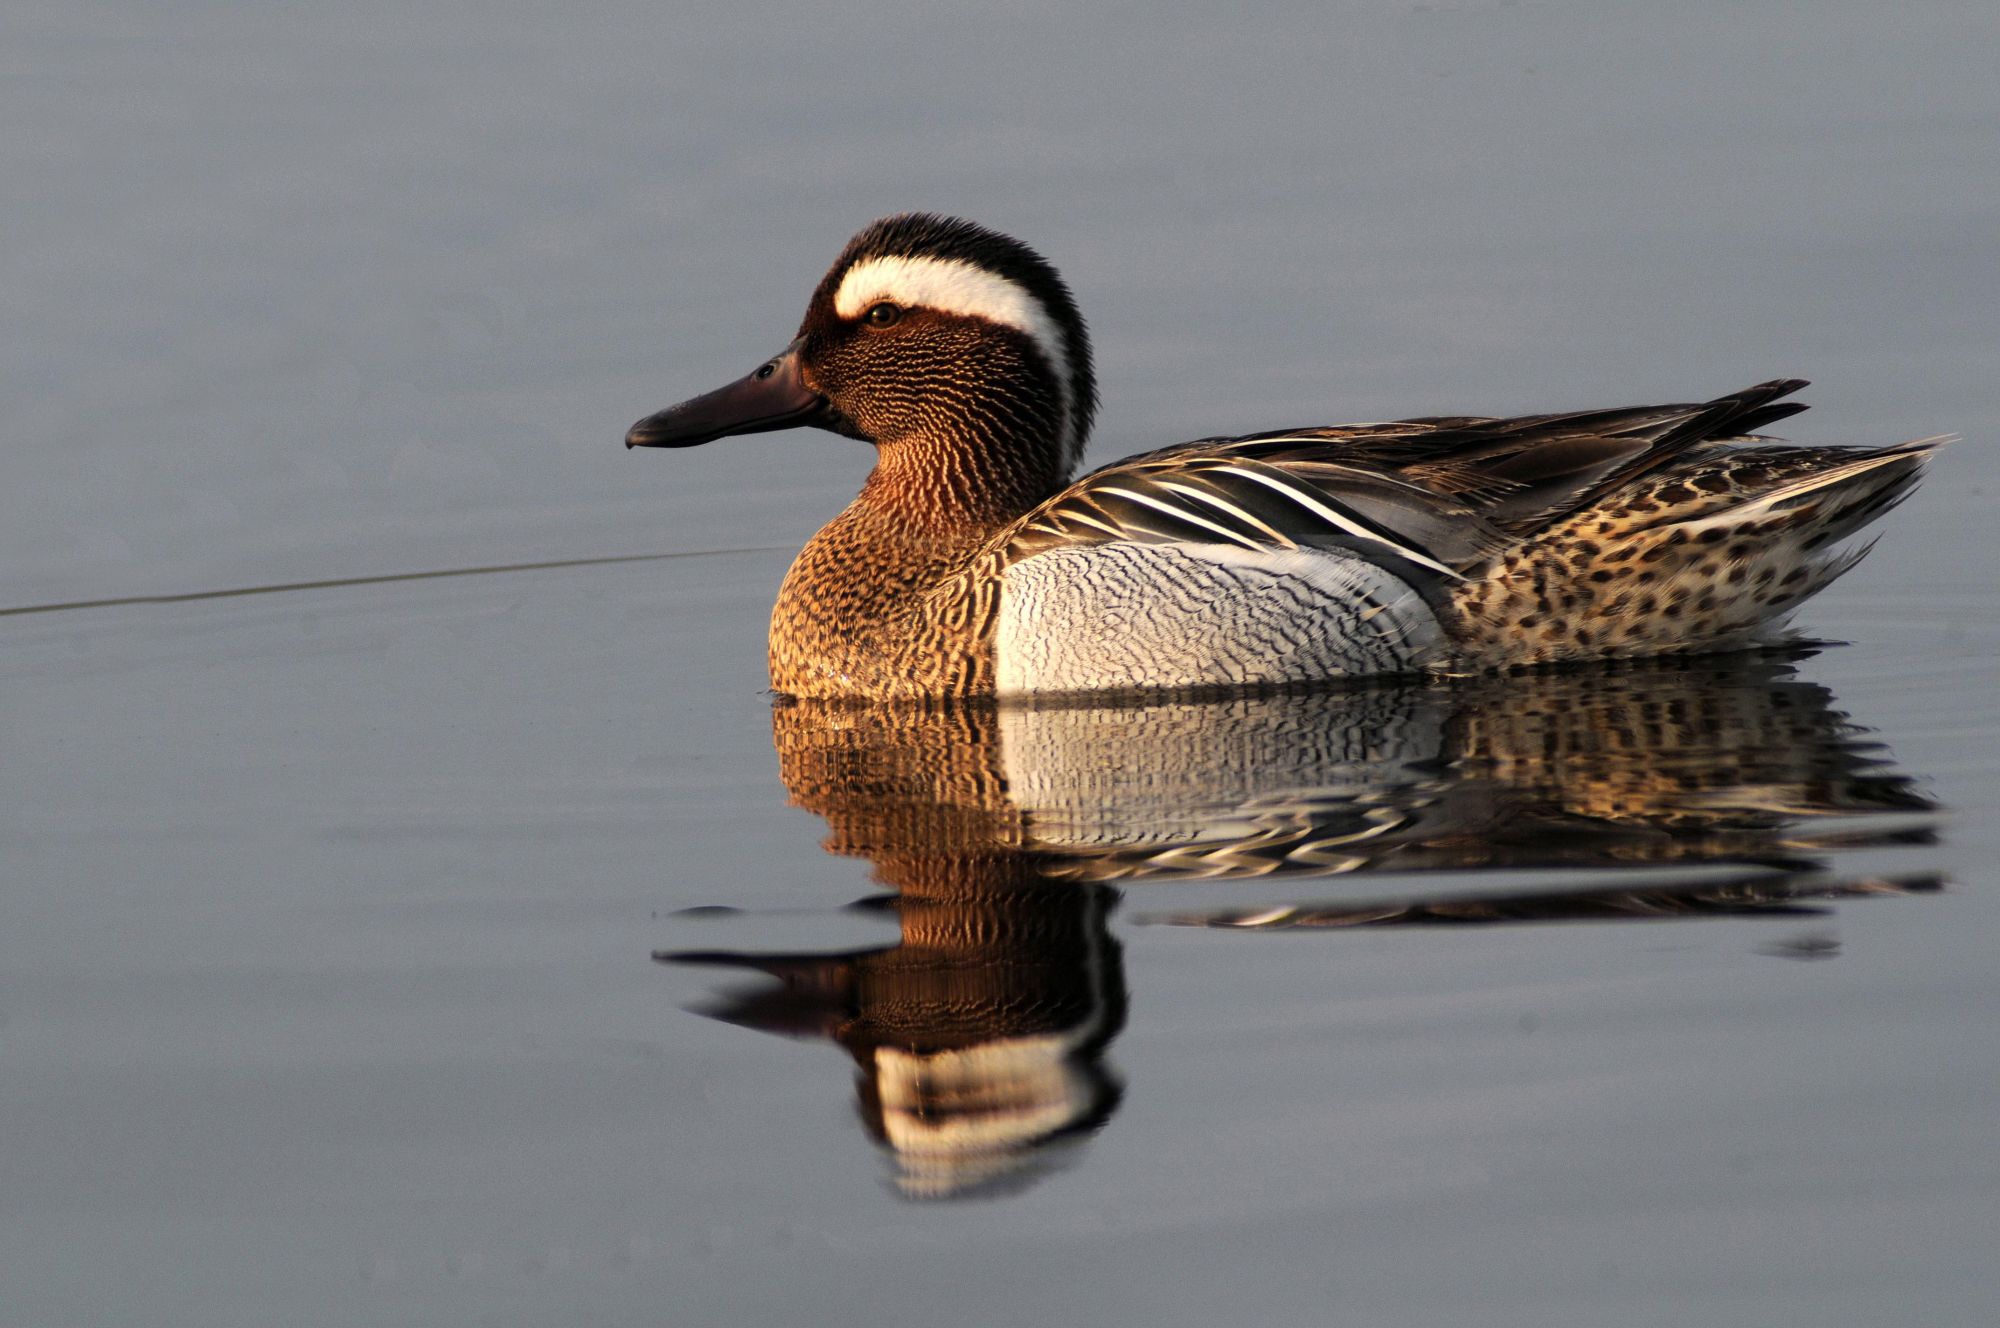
[768,427,1067,700]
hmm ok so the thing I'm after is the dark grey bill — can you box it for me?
[625,338,828,448]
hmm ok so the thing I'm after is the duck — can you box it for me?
[626,213,1940,701]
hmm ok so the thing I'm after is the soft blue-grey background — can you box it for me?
[5,3,1997,1326]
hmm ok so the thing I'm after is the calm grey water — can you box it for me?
[6,3,1998,1325]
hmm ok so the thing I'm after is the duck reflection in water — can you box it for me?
[663,652,1941,1199]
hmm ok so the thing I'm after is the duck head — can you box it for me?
[626,214,1098,479]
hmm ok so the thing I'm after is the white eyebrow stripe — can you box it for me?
[833,254,1076,462]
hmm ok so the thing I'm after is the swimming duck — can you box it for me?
[626,214,1938,700]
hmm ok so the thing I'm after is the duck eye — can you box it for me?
[862,301,902,329]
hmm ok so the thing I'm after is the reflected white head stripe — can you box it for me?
[833,255,1076,459]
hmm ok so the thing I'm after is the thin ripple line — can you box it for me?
[0,546,785,618]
